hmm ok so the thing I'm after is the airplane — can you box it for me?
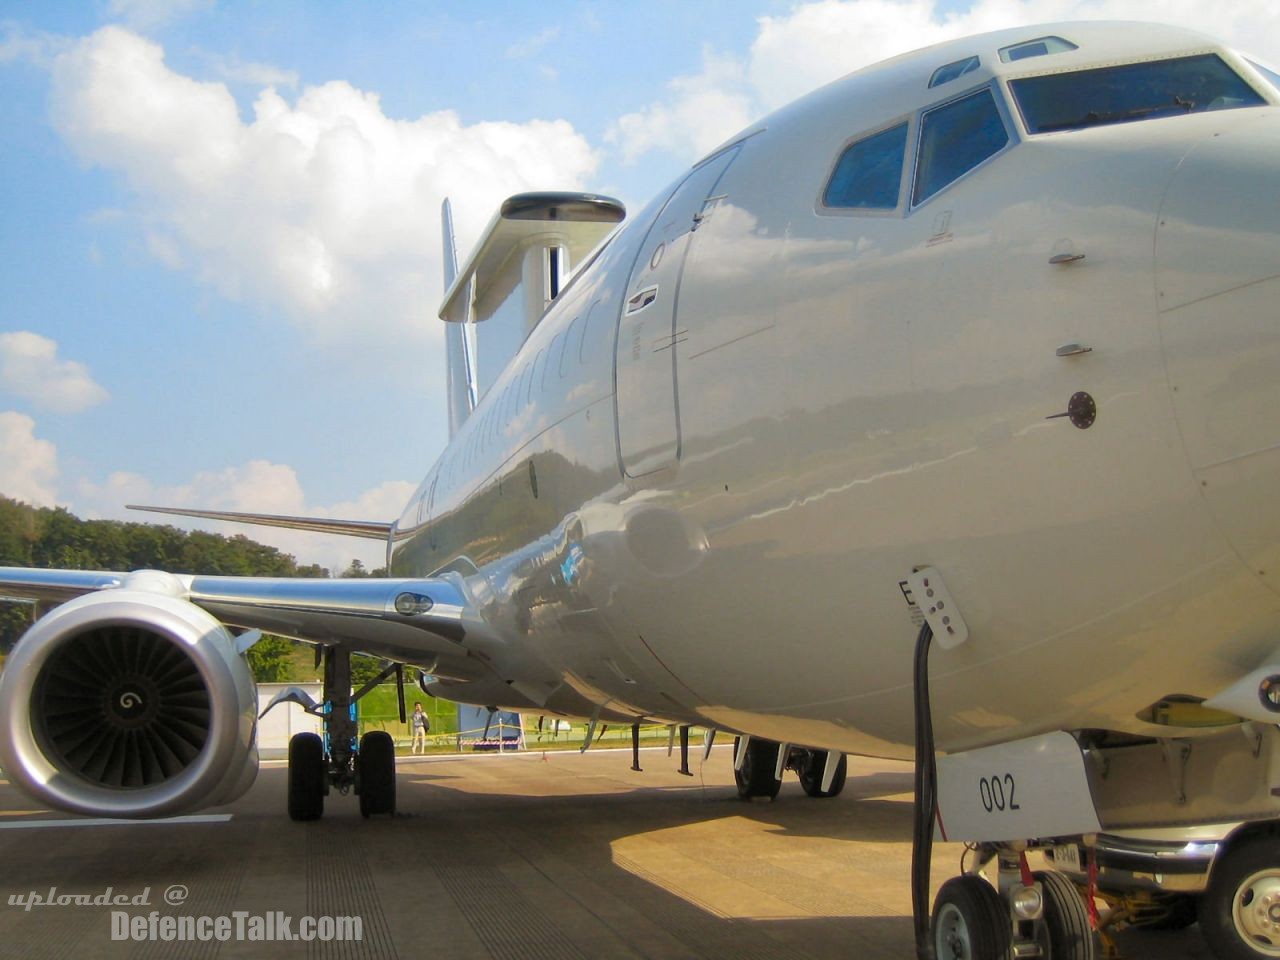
[3,18,1280,960]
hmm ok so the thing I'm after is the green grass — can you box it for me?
[351,684,693,755]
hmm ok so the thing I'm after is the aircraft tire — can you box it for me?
[798,751,847,798]
[1201,831,1280,960]
[357,731,396,818]
[1032,870,1096,960]
[931,875,1010,960]
[287,732,325,822]
[734,738,782,800]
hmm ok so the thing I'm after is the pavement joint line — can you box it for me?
[0,814,233,829]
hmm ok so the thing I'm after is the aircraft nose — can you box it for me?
[1157,112,1280,590]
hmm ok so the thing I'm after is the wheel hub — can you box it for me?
[1234,869,1280,954]
[936,903,972,960]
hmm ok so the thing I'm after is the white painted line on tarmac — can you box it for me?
[0,814,233,830]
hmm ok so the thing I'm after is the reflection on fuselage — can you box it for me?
[393,25,1280,761]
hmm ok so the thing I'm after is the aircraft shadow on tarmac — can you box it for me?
[0,758,1209,959]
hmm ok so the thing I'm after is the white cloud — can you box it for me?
[197,50,300,89]
[0,331,109,414]
[48,27,600,343]
[505,26,561,60]
[0,412,58,508]
[107,0,214,31]
[77,461,416,574]
[609,0,1280,163]
[607,48,756,164]
[0,21,67,67]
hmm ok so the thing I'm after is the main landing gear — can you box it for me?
[285,646,400,821]
[731,737,849,800]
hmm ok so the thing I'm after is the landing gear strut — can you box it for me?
[285,646,399,821]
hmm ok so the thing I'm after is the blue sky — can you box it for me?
[2,0,1279,571]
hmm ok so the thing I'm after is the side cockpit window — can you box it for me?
[823,122,909,210]
[913,88,1009,205]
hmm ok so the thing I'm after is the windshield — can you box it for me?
[1011,54,1266,134]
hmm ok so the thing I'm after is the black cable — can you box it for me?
[912,620,937,960]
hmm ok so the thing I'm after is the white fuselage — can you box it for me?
[389,22,1280,762]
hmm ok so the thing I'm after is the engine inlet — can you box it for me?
[33,628,211,789]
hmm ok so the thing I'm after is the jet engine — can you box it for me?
[0,572,259,818]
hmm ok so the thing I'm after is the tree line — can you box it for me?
[0,496,389,683]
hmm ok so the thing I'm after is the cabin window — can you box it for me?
[560,317,579,377]
[1011,55,1266,135]
[579,300,599,363]
[913,88,1008,205]
[543,334,562,390]
[505,379,519,423]
[929,56,980,89]
[528,349,544,402]
[517,363,533,410]
[998,36,1077,63]
[823,122,908,210]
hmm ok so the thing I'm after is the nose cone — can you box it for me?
[1158,111,1280,589]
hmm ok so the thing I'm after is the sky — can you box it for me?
[2,0,1280,573]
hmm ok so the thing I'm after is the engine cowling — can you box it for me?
[0,573,259,818]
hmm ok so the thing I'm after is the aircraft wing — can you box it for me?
[125,504,394,540]
[0,566,482,676]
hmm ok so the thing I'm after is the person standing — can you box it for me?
[410,702,430,755]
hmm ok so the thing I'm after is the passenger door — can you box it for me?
[614,146,740,480]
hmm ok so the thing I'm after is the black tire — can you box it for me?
[932,875,1011,960]
[357,731,396,818]
[733,737,782,800]
[1201,831,1280,960]
[287,732,325,822]
[1033,869,1096,960]
[799,751,847,798]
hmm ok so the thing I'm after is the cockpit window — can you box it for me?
[913,88,1009,205]
[999,36,1077,63]
[929,56,980,89]
[1247,59,1280,93]
[823,122,908,210]
[1011,54,1266,134]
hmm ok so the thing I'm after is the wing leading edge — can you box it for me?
[0,566,487,681]
[125,505,394,541]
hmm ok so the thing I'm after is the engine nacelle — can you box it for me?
[0,575,259,818]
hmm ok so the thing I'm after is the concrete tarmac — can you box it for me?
[0,746,1208,959]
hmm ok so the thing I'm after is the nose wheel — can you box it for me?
[932,876,1010,960]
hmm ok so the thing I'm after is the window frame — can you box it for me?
[816,115,915,219]
[909,82,1015,209]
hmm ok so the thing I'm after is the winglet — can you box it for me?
[126,505,393,541]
